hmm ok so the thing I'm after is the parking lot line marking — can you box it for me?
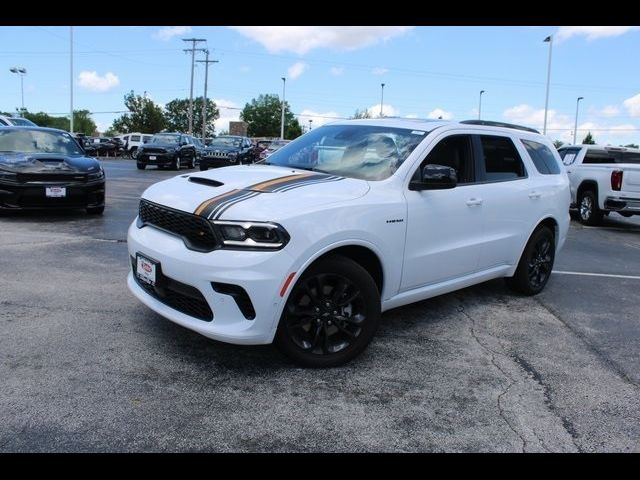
[553,270,640,280]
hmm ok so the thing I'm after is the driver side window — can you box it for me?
[414,135,474,184]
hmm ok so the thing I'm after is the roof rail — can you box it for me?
[460,120,540,134]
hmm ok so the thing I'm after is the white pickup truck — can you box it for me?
[558,144,640,225]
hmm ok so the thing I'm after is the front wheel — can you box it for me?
[200,164,208,171]
[172,156,180,171]
[578,190,603,226]
[136,162,146,170]
[275,254,381,368]
[189,157,196,169]
[505,226,555,295]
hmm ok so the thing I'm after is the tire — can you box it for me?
[578,190,603,226]
[200,165,208,171]
[619,212,633,218]
[86,205,105,215]
[136,162,146,170]
[130,147,138,160]
[189,157,196,169]
[172,156,180,171]
[505,226,555,296]
[275,254,381,368]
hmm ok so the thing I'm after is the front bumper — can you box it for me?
[604,196,640,214]
[200,156,238,169]
[138,153,176,166]
[0,179,105,210]
[127,219,296,345]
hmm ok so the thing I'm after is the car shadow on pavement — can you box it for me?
[0,208,101,222]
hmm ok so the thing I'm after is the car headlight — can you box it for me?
[212,220,289,250]
[166,148,176,154]
[87,166,105,180]
[0,170,17,182]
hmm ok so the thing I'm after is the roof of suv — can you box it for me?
[559,144,640,153]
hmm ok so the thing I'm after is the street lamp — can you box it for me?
[280,77,286,140]
[478,90,485,120]
[573,96,584,145]
[10,67,27,115]
[543,35,553,135]
[380,83,385,117]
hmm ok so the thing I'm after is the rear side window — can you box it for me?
[623,152,640,164]
[583,149,618,164]
[521,140,561,174]
[479,135,526,181]
[131,135,141,142]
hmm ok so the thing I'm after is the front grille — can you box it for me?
[143,148,168,155]
[138,199,218,252]
[16,173,87,183]
[131,257,213,321]
[206,151,231,158]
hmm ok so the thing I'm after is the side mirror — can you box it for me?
[409,164,457,191]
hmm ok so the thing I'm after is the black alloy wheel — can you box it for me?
[275,255,380,367]
[505,226,555,295]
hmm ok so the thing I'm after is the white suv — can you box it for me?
[127,119,570,367]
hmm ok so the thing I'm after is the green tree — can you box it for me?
[111,90,166,134]
[553,140,564,149]
[623,143,639,148]
[22,109,96,135]
[240,94,303,139]
[582,131,596,144]
[164,97,219,137]
[351,108,372,119]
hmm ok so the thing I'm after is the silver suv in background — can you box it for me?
[0,115,37,127]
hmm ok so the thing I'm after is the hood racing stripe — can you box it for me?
[193,172,345,218]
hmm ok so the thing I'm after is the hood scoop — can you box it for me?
[188,177,224,187]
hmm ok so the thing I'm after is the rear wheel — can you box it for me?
[578,190,603,226]
[505,226,555,295]
[275,255,381,368]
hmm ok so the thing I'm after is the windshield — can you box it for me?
[210,137,241,147]
[0,129,83,155]
[265,124,428,181]
[268,141,289,151]
[150,134,180,144]
[10,118,36,126]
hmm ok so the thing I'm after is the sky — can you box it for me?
[1,25,640,145]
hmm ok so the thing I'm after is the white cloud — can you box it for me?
[405,114,418,119]
[623,93,640,117]
[329,66,344,76]
[427,108,453,120]
[287,62,308,80]
[557,26,640,42]
[214,98,241,133]
[503,103,637,145]
[371,67,388,76]
[154,26,192,41]
[228,26,414,55]
[297,109,341,128]
[77,71,120,92]
[591,105,621,118]
[367,103,398,118]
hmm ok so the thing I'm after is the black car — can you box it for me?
[0,127,105,214]
[136,133,197,170]
[200,135,255,171]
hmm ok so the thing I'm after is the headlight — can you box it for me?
[166,148,176,153]
[212,220,289,250]
[87,166,105,181]
[0,170,17,182]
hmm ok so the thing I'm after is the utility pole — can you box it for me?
[70,26,74,133]
[280,77,286,140]
[543,35,553,135]
[182,38,206,134]
[196,50,218,141]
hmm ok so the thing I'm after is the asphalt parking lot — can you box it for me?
[1,158,639,452]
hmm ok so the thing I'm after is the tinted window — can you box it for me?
[130,135,141,142]
[479,135,526,181]
[558,148,580,166]
[417,135,474,183]
[622,152,640,164]
[522,139,561,174]
[583,149,618,164]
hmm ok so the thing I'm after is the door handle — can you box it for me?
[528,191,542,199]
[466,198,483,207]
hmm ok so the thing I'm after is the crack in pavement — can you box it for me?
[456,299,527,453]
[534,296,639,389]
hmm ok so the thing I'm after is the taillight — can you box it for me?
[611,170,623,191]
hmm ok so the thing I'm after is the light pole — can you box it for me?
[573,96,584,145]
[543,35,553,135]
[280,77,286,140]
[10,67,27,115]
[478,90,485,120]
[308,119,313,132]
[197,50,219,141]
[380,83,385,117]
